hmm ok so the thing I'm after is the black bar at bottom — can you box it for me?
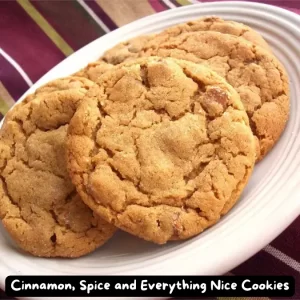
[5,275,295,297]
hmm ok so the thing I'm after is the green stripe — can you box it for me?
[17,0,73,56]
[176,0,191,5]
[31,0,106,50]
[0,97,11,115]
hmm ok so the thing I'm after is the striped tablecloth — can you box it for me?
[0,1,299,299]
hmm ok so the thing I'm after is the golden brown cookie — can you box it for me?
[67,57,256,244]
[140,32,290,160]
[101,34,154,65]
[74,61,113,82]
[145,16,272,53]
[101,17,271,65]
[0,77,116,257]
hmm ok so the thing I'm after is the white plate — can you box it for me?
[1,1,300,300]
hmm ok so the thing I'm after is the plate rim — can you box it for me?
[0,2,300,299]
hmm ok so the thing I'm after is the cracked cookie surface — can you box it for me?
[144,16,272,54]
[102,34,153,65]
[67,57,256,244]
[101,16,271,66]
[0,76,116,257]
[74,61,114,82]
[140,31,290,160]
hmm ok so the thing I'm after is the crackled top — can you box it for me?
[74,61,114,82]
[0,77,116,258]
[140,31,290,160]
[101,16,271,66]
[67,57,256,244]
[144,16,272,53]
[102,34,154,65]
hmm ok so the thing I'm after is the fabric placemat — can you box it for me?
[0,1,299,299]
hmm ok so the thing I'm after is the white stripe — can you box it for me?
[0,48,33,87]
[189,0,202,3]
[76,0,110,33]
[264,245,300,273]
[161,0,177,9]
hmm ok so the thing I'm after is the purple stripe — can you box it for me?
[148,0,169,12]
[233,250,300,299]
[158,0,172,10]
[201,0,300,10]
[0,289,13,299]
[30,0,106,50]
[0,1,65,82]
[0,54,29,101]
[83,0,117,31]
[244,0,300,9]
[271,217,300,262]
[170,0,181,7]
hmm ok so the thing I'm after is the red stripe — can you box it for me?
[271,217,300,263]
[30,0,106,51]
[0,1,65,82]
[148,0,168,12]
[233,251,300,299]
[83,0,117,31]
[0,54,29,101]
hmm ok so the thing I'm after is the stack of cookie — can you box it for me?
[0,17,289,258]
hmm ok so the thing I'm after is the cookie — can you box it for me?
[67,57,256,244]
[101,34,154,65]
[102,17,271,65]
[74,61,113,82]
[145,16,272,53]
[140,31,290,160]
[0,77,116,257]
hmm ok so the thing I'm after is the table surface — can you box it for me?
[0,1,299,299]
